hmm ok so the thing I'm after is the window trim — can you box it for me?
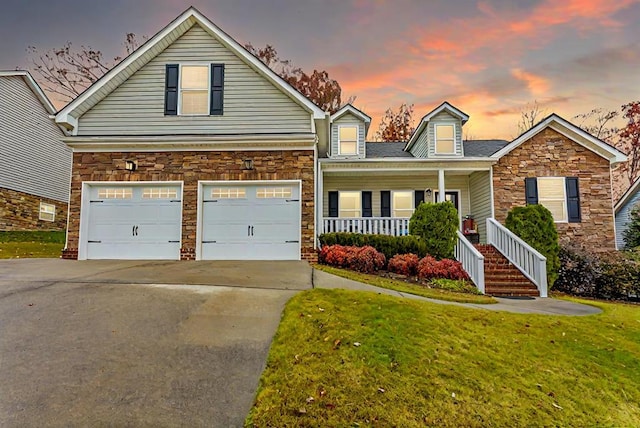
[338,191,361,218]
[434,123,456,155]
[337,124,359,155]
[537,177,568,223]
[392,190,414,218]
[178,63,211,116]
[39,202,55,222]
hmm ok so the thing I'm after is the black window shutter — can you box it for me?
[362,191,372,217]
[328,191,338,218]
[525,178,538,205]
[566,177,581,223]
[164,64,179,115]
[381,191,391,217]
[210,64,224,115]
[414,190,424,208]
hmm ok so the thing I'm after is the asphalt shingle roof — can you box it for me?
[364,140,511,158]
[462,140,510,157]
[365,142,414,158]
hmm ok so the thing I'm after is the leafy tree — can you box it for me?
[505,205,560,288]
[409,201,458,259]
[373,103,415,142]
[27,33,145,103]
[618,101,640,187]
[623,204,640,250]
[245,43,353,113]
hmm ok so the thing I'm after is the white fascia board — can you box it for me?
[492,114,628,164]
[404,120,428,151]
[615,178,640,213]
[330,104,371,123]
[0,70,57,114]
[406,102,470,152]
[55,7,325,131]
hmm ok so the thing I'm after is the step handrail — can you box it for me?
[454,231,485,294]
[486,218,548,297]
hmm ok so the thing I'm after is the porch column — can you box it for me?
[317,167,324,237]
[438,169,446,202]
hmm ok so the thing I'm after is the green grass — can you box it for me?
[0,231,64,259]
[247,289,640,427]
[315,264,497,304]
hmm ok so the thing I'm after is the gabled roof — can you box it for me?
[615,177,640,213]
[491,113,627,165]
[56,7,325,131]
[405,101,470,151]
[331,104,372,134]
[0,70,56,114]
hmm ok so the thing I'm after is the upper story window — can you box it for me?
[165,63,224,116]
[434,124,455,154]
[180,65,209,115]
[338,126,358,155]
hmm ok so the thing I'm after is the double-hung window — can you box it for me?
[434,124,455,154]
[392,191,414,217]
[165,63,224,116]
[339,191,361,218]
[525,177,581,223]
[39,202,55,222]
[338,126,358,155]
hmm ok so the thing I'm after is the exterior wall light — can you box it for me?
[243,159,254,170]
[125,160,137,171]
[425,188,432,198]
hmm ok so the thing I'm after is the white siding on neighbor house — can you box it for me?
[468,171,492,242]
[330,112,366,158]
[0,76,70,202]
[616,191,640,249]
[323,175,471,221]
[77,24,312,135]
[409,111,463,158]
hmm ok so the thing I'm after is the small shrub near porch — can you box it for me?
[505,204,560,288]
[408,201,459,259]
[318,245,386,274]
[318,232,428,261]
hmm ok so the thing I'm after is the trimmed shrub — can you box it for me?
[417,255,469,281]
[387,253,420,276]
[319,244,385,274]
[505,205,560,288]
[318,233,429,261]
[623,204,640,250]
[555,244,640,300]
[409,202,459,259]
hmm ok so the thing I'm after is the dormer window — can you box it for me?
[435,124,455,154]
[339,126,358,155]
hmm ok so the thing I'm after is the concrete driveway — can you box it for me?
[0,259,312,427]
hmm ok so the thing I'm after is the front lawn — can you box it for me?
[247,289,640,427]
[0,231,65,259]
[315,264,496,304]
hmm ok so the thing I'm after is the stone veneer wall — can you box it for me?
[492,128,616,250]
[63,150,316,261]
[0,187,67,231]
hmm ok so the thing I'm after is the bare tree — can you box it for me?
[373,103,415,142]
[516,100,547,135]
[573,108,619,142]
[27,33,146,103]
[245,43,354,113]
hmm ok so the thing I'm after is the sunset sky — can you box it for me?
[1,0,639,139]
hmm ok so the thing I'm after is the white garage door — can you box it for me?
[201,183,300,260]
[85,185,182,260]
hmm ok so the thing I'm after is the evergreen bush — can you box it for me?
[623,204,640,250]
[505,205,560,288]
[408,202,459,259]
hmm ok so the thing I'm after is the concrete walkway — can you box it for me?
[313,269,602,316]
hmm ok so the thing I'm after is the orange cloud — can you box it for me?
[511,69,551,96]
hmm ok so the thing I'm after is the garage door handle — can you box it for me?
[251,226,254,236]
[248,225,251,236]
[132,225,135,236]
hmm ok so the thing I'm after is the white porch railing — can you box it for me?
[455,231,485,294]
[323,217,410,236]
[486,218,548,297]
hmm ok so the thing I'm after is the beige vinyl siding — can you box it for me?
[330,112,366,158]
[0,76,70,202]
[323,175,470,223]
[409,111,463,158]
[468,171,492,242]
[77,24,312,135]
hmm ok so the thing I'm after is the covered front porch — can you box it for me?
[318,160,494,243]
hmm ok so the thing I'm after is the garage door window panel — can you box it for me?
[98,188,133,199]
[143,188,178,199]
[211,187,246,199]
[257,187,293,198]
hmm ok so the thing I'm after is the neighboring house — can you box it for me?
[615,178,640,249]
[0,71,70,231]
[54,8,627,297]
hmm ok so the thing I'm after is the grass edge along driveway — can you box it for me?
[247,288,640,427]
